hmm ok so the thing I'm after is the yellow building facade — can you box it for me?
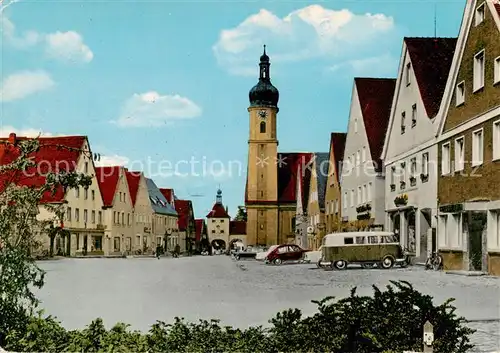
[244,46,313,246]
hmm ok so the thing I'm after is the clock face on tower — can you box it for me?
[259,109,267,120]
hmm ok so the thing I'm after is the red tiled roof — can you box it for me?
[230,220,246,235]
[195,219,205,242]
[206,203,230,218]
[159,188,174,204]
[245,152,313,205]
[0,134,86,203]
[355,78,396,171]
[405,37,457,119]
[278,153,313,203]
[298,160,312,209]
[175,199,193,231]
[329,132,347,183]
[124,170,141,206]
[94,166,120,207]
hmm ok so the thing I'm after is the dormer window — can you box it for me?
[405,62,411,86]
[475,2,485,26]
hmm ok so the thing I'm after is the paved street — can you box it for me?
[37,256,499,351]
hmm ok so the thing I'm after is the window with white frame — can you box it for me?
[410,157,417,177]
[473,50,485,92]
[455,136,465,171]
[475,2,485,26]
[422,152,429,176]
[362,184,367,203]
[411,104,417,127]
[354,118,358,133]
[391,166,395,185]
[362,146,366,163]
[356,150,360,166]
[494,211,500,249]
[472,129,484,166]
[334,200,339,213]
[368,182,372,201]
[493,120,500,160]
[401,111,406,134]
[350,189,354,207]
[344,192,348,208]
[456,81,465,106]
[357,186,362,205]
[494,57,500,84]
[405,62,411,86]
[441,143,451,175]
[450,214,461,248]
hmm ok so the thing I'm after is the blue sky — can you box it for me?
[0,0,465,218]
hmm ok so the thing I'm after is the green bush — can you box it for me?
[3,281,475,353]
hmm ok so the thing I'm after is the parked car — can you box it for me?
[255,245,278,261]
[265,244,309,265]
[320,231,407,270]
[304,246,323,267]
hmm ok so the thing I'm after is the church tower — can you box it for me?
[245,45,280,246]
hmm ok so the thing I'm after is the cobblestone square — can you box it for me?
[38,257,500,351]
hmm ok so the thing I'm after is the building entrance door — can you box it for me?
[469,212,486,271]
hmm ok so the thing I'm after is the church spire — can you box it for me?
[216,188,222,204]
[259,44,270,81]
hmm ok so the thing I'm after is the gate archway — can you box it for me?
[211,239,226,250]
[229,238,243,250]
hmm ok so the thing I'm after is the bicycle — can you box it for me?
[425,252,443,271]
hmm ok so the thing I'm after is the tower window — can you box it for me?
[260,121,266,133]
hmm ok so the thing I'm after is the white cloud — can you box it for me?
[45,31,93,63]
[213,5,398,75]
[1,12,93,63]
[0,125,55,137]
[327,53,399,76]
[94,154,130,167]
[114,91,202,128]
[0,70,54,102]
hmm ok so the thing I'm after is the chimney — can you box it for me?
[8,133,16,144]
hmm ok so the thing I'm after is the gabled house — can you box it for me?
[340,78,396,231]
[95,166,134,255]
[146,178,178,252]
[195,218,208,252]
[381,37,457,261]
[0,133,105,256]
[159,188,180,251]
[175,197,196,253]
[306,153,329,250]
[324,132,347,234]
[435,0,500,274]
[124,169,153,254]
[206,189,231,250]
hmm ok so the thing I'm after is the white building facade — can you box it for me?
[340,78,395,230]
[381,37,457,262]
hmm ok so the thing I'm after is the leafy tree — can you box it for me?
[234,205,247,222]
[0,137,92,347]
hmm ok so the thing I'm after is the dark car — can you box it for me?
[265,244,309,265]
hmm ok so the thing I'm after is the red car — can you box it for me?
[265,244,309,265]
